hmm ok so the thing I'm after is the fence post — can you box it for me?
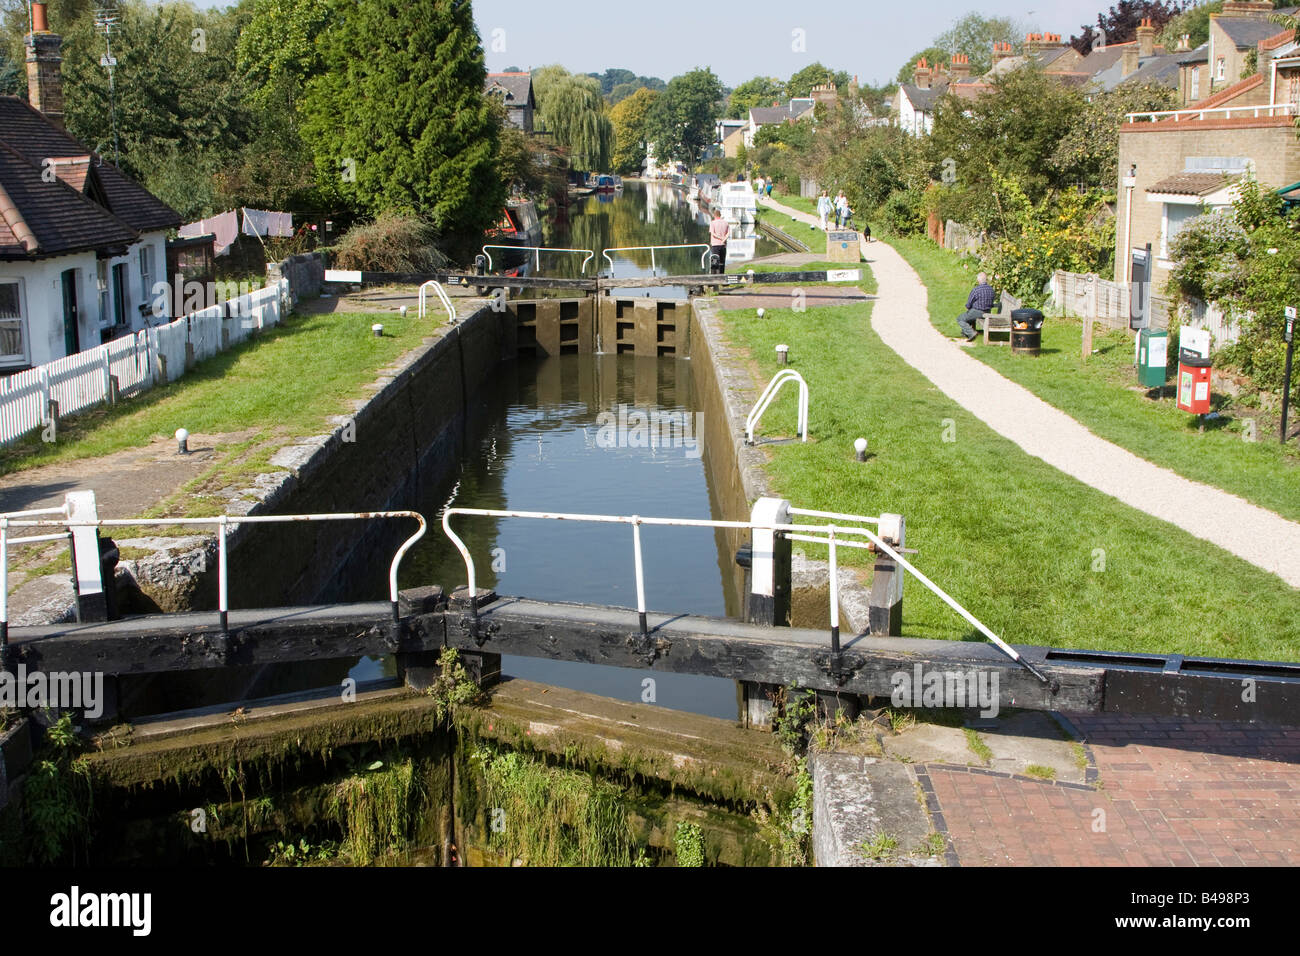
[65,490,108,623]
[1082,274,1096,362]
[101,350,112,404]
[868,513,906,636]
[740,496,792,731]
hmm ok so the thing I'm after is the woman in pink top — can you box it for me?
[708,210,730,274]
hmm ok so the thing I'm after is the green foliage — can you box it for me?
[1051,82,1179,190]
[425,648,487,723]
[881,188,929,237]
[328,757,418,863]
[299,0,503,259]
[897,46,951,85]
[235,0,332,110]
[265,836,339,866]
[673,821,705,867]
[1168,177,1300,399]
[471,744,633,866]
[645,67,724,166]
[860,833,898,861]
[610,87,659,175]
[728,75,786,118]
[786,62,849,98]
[932,13,1027,76]
[537,70,614,173]
[772,682,817,758]
[23,714,93,864]
[977,172,1114,306]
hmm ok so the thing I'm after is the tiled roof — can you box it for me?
[1147,172,1234,195]
[484,73,533,105]
[0,140,137,260]
[1261,29,1295,51]
[1198,72,1264,108]
[899,81,950,112]
[1217,18,1289,49]
[0,96,180,235]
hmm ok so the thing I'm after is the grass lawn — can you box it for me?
[0,309,436,490]
[888,235,1300,524]
[715,275,1300,660]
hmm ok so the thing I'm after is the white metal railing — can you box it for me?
[746,369,809,444]
[0,280,288,447]
[602,244,712,275]
[1126,103,1297,123]
[481,246,595,275]
[418,280,457,324]
[0,510,427,653]
[440,506,1053,685]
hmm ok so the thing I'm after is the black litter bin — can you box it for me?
[1010,308,1044,356]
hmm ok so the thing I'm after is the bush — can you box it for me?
[881,189,927,237]
[331,213,448,273]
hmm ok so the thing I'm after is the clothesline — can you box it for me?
[177,207,294,256]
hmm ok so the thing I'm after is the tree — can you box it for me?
[538,71,614,172]
[727,76,785,118]
[236,0,332,111]
[645,67,723,166]
[1051,82,1179,188]
[787,62,849,97]
[1070,1,1189,55]
[299,0,502,258]
[897,47,952,85]
[933,13,1027,76]
[610,87,658,174]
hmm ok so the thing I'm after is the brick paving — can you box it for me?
[927,715,1300,866]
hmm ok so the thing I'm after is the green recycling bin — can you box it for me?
[1138,328,1169,388]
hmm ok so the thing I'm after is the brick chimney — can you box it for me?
[1221,0,1274,18]
[950,53,971,80]
[1122,43,1139,77]
[1175,33,1192,54]
[992,41,1014,67]
[25,2,64,128]
[913,57,932,89]
[1137,18,1156,58]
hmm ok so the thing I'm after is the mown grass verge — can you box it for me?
[888,235,1300,523]
[715,275,1300,660]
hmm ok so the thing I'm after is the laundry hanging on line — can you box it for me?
[177,208,294,256]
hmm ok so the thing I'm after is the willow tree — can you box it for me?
[538,72,614,173]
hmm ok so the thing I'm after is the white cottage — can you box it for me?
[0,4,180,372]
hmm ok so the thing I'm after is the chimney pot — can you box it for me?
[25,2,64,128]
[31,2,48,33]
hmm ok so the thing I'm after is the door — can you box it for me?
[61,268,79,356]
[112,262,128,328]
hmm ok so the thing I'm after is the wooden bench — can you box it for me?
[979,292,1022,346]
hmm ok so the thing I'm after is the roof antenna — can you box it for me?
[93,6,121,166]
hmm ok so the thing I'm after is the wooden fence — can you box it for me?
[1048,270,1239,347]
[0,280,288,447]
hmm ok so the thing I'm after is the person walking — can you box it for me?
[834,191,848,228]
[816,190,833,230]
[709,209,730,274]
[957,272,996,343]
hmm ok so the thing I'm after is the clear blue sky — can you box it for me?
[470,0,1113,86]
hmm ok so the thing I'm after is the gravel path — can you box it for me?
[759,195,1300,588]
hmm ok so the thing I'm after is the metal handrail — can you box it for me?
[746,369,809,443]
[0,511,427,653]
[602,244,712,275]
[418,280,456,324]
[1126,103,1297,123]
[441,505,1051,685]
[481,246,595,275]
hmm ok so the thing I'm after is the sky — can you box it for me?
[469,0,1118,87]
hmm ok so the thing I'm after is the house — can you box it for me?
[713,118,747,158]
[744,99,814,147]
[0,3,180,372]
[1114,14,1300,288]
[485,72,535,133]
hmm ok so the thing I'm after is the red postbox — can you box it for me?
[1176,353,1212,414]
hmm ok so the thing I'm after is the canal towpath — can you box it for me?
[757,194,1300,589]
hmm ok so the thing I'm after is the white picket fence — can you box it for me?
[0,280,288,446]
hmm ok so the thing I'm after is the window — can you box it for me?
[97,260,110,327]
[0,279,27,365]
[1191,66,1200,100]
[138,245,153,306]
[1162,203,1200,257]
[1216,57,1225,81]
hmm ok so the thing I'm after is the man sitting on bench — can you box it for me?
[958,272,996,343]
